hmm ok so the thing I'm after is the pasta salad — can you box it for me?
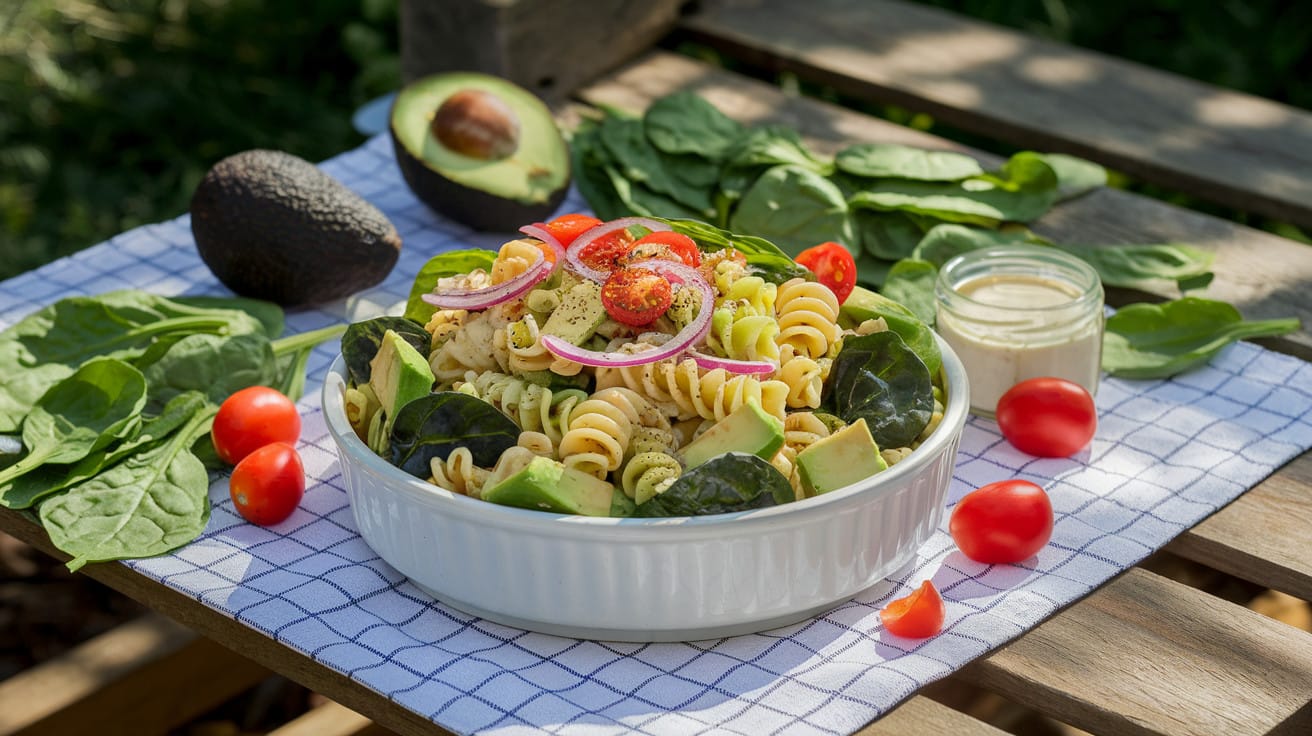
[339,215,946,517]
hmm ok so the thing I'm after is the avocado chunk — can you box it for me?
[539,280,608,345]
[389,72,570,231]
[367,329,435,447]
[190,149,402,306]
[680,401,785,469]
[795,418,888,496]
[482,456,620,516]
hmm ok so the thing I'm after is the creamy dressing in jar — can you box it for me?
[935,246,1104,417]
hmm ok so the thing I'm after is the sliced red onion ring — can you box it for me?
[564,216,671,284]
[517,223,566,271]
[687,349,777,375]
[540,259,713,368]
[421,248,549,310]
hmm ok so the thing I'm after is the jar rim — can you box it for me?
[936,244,1103,312]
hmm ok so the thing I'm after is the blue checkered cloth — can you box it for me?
[4,135,1311,735]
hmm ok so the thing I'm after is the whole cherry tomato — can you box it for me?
[627,231,702,268]
[950,479,1053,564]
[601,267,673,326]
[879,580,945,638]
[794,242,857,304]
[229,442,305,526]
[212,386,301,466]
[995,377,1097,457]
[542,213,602,247]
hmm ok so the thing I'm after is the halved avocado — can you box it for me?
[389,72,570,231]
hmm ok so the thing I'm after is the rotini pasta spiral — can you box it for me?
[457,370,586,452]
[706,306,780,363]
[424,308,468,350]
[493,314,586,377]
[490,238,545,285]
[774,344,824,409]
[775,278,842,359]
[718,274,776,315]
[558,387,664,479]
[429,309,503,386]
[621,452,682,504]
[428,447,490,498]
[597,346,789,422]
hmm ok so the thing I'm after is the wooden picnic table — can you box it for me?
[3,1,1312,734]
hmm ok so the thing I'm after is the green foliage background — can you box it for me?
[0,0,1306,282]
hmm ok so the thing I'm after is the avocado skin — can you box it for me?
[190,149,402,306]
[390,131,567,231]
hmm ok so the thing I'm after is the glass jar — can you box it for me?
[935,245,1104,417]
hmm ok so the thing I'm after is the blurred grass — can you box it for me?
[0,0,1307,283]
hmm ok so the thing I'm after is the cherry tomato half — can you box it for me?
[543,213,602,247]
[950,479,1053,564]
[229,442,305,526]
[996,377,1097,458]
[794,242,857,304]
[577,229,637,273]
[628,231,702,267]
[212,386,301,466]
[601,267,673,326]
[879,580,945,638]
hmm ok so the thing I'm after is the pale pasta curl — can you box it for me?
[775,278,842,359]
[597,344,788,422]
[456,370,586,454]
[558,387,665,479]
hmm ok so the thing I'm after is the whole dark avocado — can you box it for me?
[190,149,402,306]
[389,72,570,231]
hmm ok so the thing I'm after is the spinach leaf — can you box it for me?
[912,224,1039,266]
[342,316,431,385]
[730,165,855,255]
[1056,243,1214,290]
[880,259,939,325]
[168,295,284,339]
[599,116,714,217]
[39,404,216,572]
[634,453,793,517]
[569,124,630,223]
[839,286,942,376]
[1037,153,1107,201]
[855,210,925,261]
[403,248,498,325]
[643,90,744,159]
[1,391,207,510]
[601,163,709,221]
[661,218,812,284]
[718,126,831,205]
[143,331,277,411]
[1102,298,1301,379]
[824,331,934,449]
[388,392,520,477]
[849,152,1059,226]
[0,291,262,432]
[0,357,148,488]
[835,142,983,181]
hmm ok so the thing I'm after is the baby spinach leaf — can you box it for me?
[388,392,520,477]
[1102,298,1301,379]
[403,248,498,325]
[730,165,855,255]
[634,453,793,517]
[39,405,216,572]
[824,331,934,449]
[643,90,744,159]
[1037,153,1107,201]
[855,210,926,261]
[601,163,709,222]
[912,224,1039,266]
[0,357,148,488]
[1,391,207,510]
[1056,243,1214,290]
[849,152,1059,226]
[836,142,983,181]
[342,316,431,385]
[839,286,942,376]
[168,295,284,339]
[880,259,939,325]
[661,218,812,284]
[569,125,630,224]
[600,116,714,216]
[143,332,277,411]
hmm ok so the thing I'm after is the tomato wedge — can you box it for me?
[628,231,702,267]
[601,267,673,326]
[543,213,602,247]
[795,242,857,304]
[577,229,637,273]
[879,580,945,638]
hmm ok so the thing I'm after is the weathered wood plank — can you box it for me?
[857,694,1008,735]
[0,614,270,736]
[681,0,1312,229]
[399,0,685,102]
[268,700,395,736]
[958,568,1312,736]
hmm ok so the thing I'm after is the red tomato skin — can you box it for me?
[794,242,857,304]
[879,580,945,638]
[212,386,301,466]
[995,377,1097,458]
[629,231,702,267]
[950,480,1054,564]
[577,230,637,273]
[601,267,673,326]
[229,442,305,526]
[543,213,602,246]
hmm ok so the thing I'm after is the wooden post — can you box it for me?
[399,0,686,102]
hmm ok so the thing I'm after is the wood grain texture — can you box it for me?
[681,0,1312,229]
[0,614,270,736]
[0,513,452,736]
[857,694,1008,735]
[399,0,685,102]
[959,568,1312,736]
[267,701,395,736]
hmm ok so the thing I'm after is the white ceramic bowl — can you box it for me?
[321,336,969,641]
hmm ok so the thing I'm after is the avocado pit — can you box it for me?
[432,88,521,161]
